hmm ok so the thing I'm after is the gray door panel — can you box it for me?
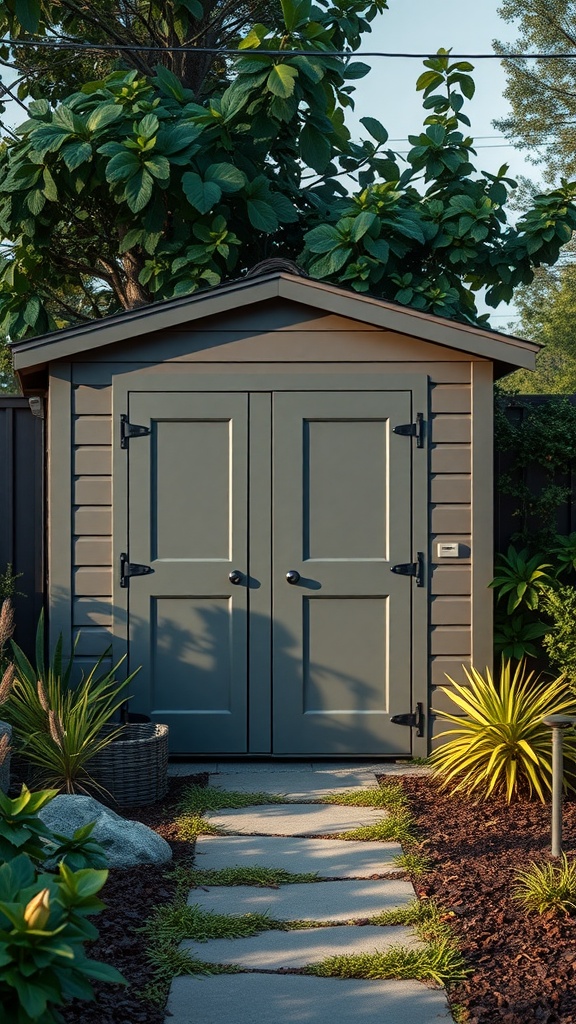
[127,392,249,753]
[272,392,413,755]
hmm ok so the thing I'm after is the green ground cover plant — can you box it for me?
[188,866,319,886]
[431,660,576,802]
[4,613,139,795]
[322,784,406,808]
[513,854,576,916]
[305,938,469,986]
[178,786,287,813]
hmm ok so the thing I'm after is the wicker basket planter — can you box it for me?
[88,722,169,808]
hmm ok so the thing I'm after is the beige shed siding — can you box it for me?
[67,311,478,727]
[73,384,113,656]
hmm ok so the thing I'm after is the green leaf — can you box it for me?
[153,64,187,102]
[205,163,246,193]
[266,64,298,99]
[14,0,41,32]
[26,190,45,215]
[61,142,93,171]
[144,155,170,181]
[177,0,204,19]
[247,199,278,233]
[124,168,154,213]
[106,151,141,184]
[182,172,222,214]
[22,296,41,328]
[299,123,331,173]
[42,167,58,202]
[86,104,123,133]
[138,114,159,140]
[344,62,371,80]
[351,211,378,242]
[359,117,389,145]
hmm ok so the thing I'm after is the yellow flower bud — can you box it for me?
[23,888,50,930]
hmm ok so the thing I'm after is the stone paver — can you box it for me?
[168,760,430,778]
[182,923,422,969]
[205,803,385,836]
[189,878,414,922]
[166,974,452,1024]
[194,834,401,877]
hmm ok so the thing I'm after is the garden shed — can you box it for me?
[11,270,538,758]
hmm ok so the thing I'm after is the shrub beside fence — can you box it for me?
[0,397,44,657]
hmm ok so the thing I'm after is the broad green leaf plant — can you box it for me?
[0,852,125,1024]
[430,660,576,803]
[3,612,139,795]
[0,4,575,337]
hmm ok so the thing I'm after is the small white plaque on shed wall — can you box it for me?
[437,542,460,558]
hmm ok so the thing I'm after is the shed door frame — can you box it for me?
[111,371,430,758]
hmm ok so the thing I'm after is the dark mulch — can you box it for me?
[397,775,576,1024]
[58,772,209,1024]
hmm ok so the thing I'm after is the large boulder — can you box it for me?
[39,795,172,868]
[0,720,11,793]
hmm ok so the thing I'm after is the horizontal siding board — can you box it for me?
[431,474,471,504]
[74,386,112,415]
[73,597,113,626]
[73,626,113,657]
[431,415,471,443]
[74,506,112,535]
[74,537,112,566]
[74,446,111,475]
[74,566,112,597]
[72,360,472,385]
[432,505,472,534]
[431,597,471,626]
[71,657,112,687]
[74,476,112,505]
[74,416,112,445]
[431,658,472,688]
[430,386,472,414]
[431,626,471,656]
[431,566,471,595]
[430,445,471,474]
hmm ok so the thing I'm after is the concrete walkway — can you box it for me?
[165,762,453,1024]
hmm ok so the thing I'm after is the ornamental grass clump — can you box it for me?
[513,855,576,916]
[430,660,576,802]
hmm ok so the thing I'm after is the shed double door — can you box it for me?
[126,389,415,756]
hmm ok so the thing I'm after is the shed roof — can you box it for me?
[11,272,538,377]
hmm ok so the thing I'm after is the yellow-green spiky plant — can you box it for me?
[430,660,576,803]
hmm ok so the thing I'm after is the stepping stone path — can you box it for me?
[165,763,454,1024]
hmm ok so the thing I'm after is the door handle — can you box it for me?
[229,569,244,585]
[286,570,301,585]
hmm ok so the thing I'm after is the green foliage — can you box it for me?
[177,786,286,813]
[550,532,576,576]
[0,852,125,1023]
[305,938,469,985]
[393,850,432,880]
[0,8,574,333]
[4,612,138,795]
[189,866,319,886]
[494,397,576,547]
[490,546,554,614]
[145,902,273,944]
[541,584,576,688]
[513,854,576,916]
[322,784,405,807]
[0,564,23,602]
[493,613,549,660]
[336,807,418,844]
[431,660,576,802]
[0,783,108,870]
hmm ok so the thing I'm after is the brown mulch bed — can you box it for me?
[397,775,576,1024]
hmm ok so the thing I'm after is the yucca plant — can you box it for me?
[430,660,576,803]
[4,612,139,796]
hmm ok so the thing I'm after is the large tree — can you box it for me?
[494,0,576,181]
[0,0,576,346]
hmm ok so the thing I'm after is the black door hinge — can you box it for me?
[393,412,425,448]
[120,552,154,588]
[391,702,425,738]
[120,413,151,449]
[391,552,425,587]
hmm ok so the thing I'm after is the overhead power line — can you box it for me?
[3,38,576,59]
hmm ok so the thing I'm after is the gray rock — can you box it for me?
[39,795,172,868]
[0,720,11,794]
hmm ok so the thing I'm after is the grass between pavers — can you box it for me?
[179,786,288,813]
[321,782,406,809]
[187,866,320,886]
[305,938,469,986]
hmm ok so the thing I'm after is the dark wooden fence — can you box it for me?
[0,397,44,657]
[494,395,576,553]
